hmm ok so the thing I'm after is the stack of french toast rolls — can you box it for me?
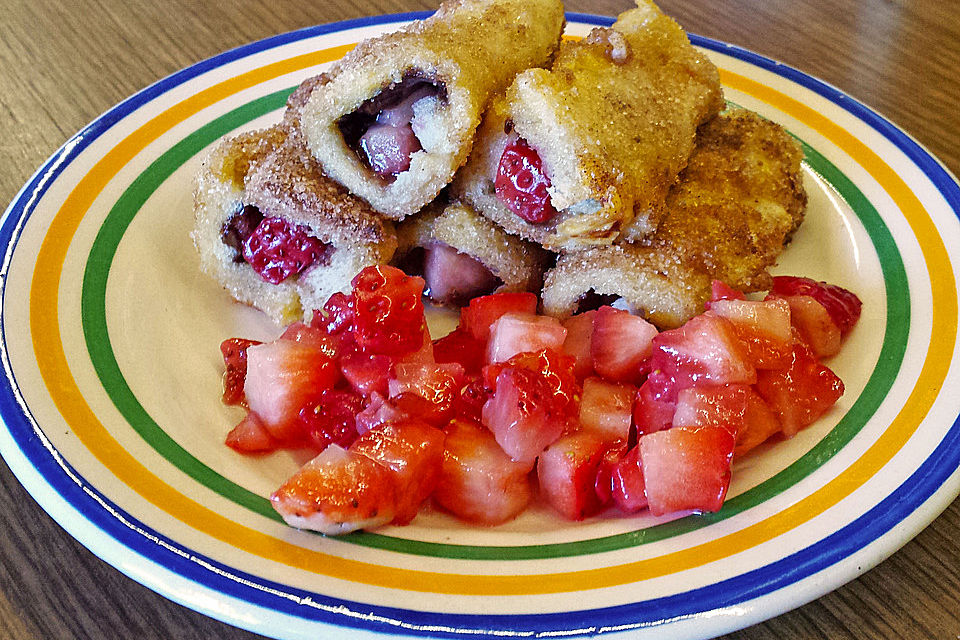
[193,0,807,330]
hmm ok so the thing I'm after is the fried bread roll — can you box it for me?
[541,109,807,328]
[193,117,397,325]
[395,201,550,306]
[453,0,724,249]
[299,0,565,220]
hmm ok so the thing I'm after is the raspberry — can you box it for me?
[242,217,329,285]
[495,138,558,224]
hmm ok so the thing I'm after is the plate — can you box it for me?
[2,12,960,640]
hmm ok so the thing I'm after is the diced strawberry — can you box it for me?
[495,138,558,224]
[432,326,486,374]
[422,242,500,307]
[770,276,862,335]
[650,312,756,390]
[777,294,842,358]
[314,291,355,335]
[244,339,340,443]
[486,312,567,364]
[242,216,329,285]
[225,412,276,453]
[355,392,407,435]
[351,265,426,356]
[639,426,735,516]
[671,384,748,435]
[482,366,566,463]
[754,341,844,437]
[388,362,462,427]
[460,292,538,343]
[340,350,394,397]
[561,310,596,379]
[593,443,628,508]
[591,306,658,383]
[735,391,782,457]
[579,377,636,443]
[280,321,347,361]
[220,337,261,406]
[270,445,396,535]
[452,375,488,424]
[482,349,580,418]
[609,446,648,513]
[433,419,533,525]
[708,298,793,369]
[538,432,608,520]
[708,280,745,304]
[633,370,678,436]
[351,420,445,525]
[298,389,364,451]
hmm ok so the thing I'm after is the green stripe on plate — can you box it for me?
[80,89,908,560]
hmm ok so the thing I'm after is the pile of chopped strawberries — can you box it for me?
[219,266,861,534]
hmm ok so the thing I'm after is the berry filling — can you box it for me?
[400,243,502,307]
[495,137,558,224]
[338,73,445,179]
[237,215,331,285]
[221,204,264,262]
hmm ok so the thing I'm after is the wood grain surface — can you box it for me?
[0,0,957,638]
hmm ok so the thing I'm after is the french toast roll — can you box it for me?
[395,200,550,306]
[299,0,565,220]
[192,123,397,325]
[541,109,807,328]
[453,0,724,250]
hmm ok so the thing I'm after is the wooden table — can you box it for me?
[0,0,957,638]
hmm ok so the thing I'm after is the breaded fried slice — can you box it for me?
[395,200,550,306]
[300,0,565,220]
[192,118,396,325]
[541,109,807,328]
[453,0,724,249]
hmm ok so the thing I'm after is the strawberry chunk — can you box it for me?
[591,306,657,383]
[244,339,340,443]
[434,419,533,525]
[777,294,842,358]
[340,350,394,397]
[388,361,462,427]
[633,370,678,436]
[315,291,355,335]
[650,312,756,390]
[270,445,396,535]
[432,326,486,374]
[351,265,426,356]
[355,392,407,435]
[770,276,862,335]
[495,138,558,224]
[423,242,500,307]
[482,366,567,463]
[735,390,782,457]
[708,280,745,304]
[486,312,567,364]
[754,341,844,437]
[220,337,261,406]
[351,420,445,525]
[298,389,364,451]
[708,298,793,369]
[608,446,648,513]
[671,384,749,435]
[225,412,276,453]
[452,375,488,424]
[242,216,329,285]
[538,432,608,520]
[639,426,735,516]
[579,377,636,443]
[561,310,596,379]
[460,292,538,343]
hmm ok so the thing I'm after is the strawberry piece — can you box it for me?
[708,298,793,369]
[340,350,394,397]
[591,306,658,383]
[355,392,407,435]
[460,292,539,343]
[777,294,842,358]
[351,265,426,356]
[650,312,756,390]
[770,276,862,335]
[639,425,735,516]
[579,377,636,443]
[225,412,276,453]
[609,446,648,513]
[434,419,533,525]
[452,375,488,424]
[735,391,782,457]
[633,370,678,436]
[270,445,396,535]
[243,339,340,443]
[388,362,462,426]
[220,337,261,406]
[432,326,486,374]
[242,216,329,285]
[671,384,746,437]
[561,310,597,379]
[495,138,558,224]
[482,349,580,414]
[486,312,567,364]
[422,242,500,306]
[315,291,355,335]
[708,280,745,304]
[754,341,844,437]
[280,321,346,360]
[298,389,364,451]
[482,366,567,463]
[538,432,608,520]
[351,420,445,525]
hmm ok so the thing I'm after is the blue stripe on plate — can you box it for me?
[2,11,959,638]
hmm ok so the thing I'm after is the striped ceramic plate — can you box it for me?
[1,13,959,640]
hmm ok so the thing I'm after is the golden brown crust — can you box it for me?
[300,0,565,219]
[541,109,807,328]
[455,0,724,249]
